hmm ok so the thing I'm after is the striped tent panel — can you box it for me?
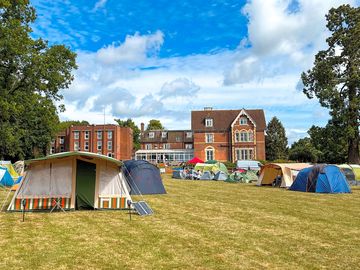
[10,197,71,211]
[99,197,128,209]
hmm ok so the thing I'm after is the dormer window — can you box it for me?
[205,118,213,127]
[161,132,167,138]
[240,117,248,125]
[148,132,155,138]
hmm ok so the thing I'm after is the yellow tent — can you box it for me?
[257,163,312,188]
[0,161,19,179]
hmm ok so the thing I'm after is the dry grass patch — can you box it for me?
[0,176,360,269]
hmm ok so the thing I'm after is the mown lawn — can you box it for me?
[0,174,359,269]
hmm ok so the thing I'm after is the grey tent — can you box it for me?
[172,170,186,179]
[123,160,166,195]
[200,171,213,180]
[213,171,228,181]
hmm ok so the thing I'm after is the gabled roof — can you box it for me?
[191,109,266,131]
[26,151,122,166]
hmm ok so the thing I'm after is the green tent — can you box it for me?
[194,162,228,174]
[238,170,258,183]
[225,172,242,183]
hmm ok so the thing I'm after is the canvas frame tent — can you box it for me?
[257,163,312,188]
[8,152,131,212]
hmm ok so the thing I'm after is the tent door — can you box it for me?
[75,160,96,210]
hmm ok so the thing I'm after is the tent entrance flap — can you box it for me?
[76,160,96,210]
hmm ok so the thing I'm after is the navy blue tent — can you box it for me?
[289,165,351,193]
[123,160,166,195]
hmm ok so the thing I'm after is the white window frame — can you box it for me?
[74,141,79,151]
[59,137,64,144]
[107,141,112,150]
[145,144,152,150]
[97,131,102,139]
[74,131,79,140]
[240,131,249,142]
[161,132,167,138]
[163,143,170,149]
[185,144,193,149]
[186,132,192,138]
[205,133,214,143]
[240,117,248,125]
[205,147,214,161]
[50,146,55,154]
[148,132,155,139]
[248,131,254,142]
[97,141,102,150]
[236,148,254,160]
[205,118,213,127]
[108,131,113,139]
[84,141,89,151]
[84,131,89,140]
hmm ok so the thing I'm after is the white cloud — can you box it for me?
[96,31,164,65]
[159,78,200,99]
[223,0,356,85]
[93,0,107,11]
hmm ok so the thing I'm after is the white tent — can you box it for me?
[8,152,131,211]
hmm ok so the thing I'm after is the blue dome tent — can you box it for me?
[289,165,351,193]
[123,160,166,195]
[0,167,14,187]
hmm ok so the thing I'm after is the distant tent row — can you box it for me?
[7,152,166,212]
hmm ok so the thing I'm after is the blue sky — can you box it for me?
[31,0,359,144]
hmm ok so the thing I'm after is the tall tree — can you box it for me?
[301,4,360,163]
[0,1,77,160]
[308,121,348,164]
[265,117,288,161]
[289,137,321,163]
[114,118,141,150]
[146,119,164,131]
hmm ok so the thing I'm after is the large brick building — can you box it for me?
[51,124,133,160]
[191,108,266,162]
[136,108,266,163]
[134,124,194,163]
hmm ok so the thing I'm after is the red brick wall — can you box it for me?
[256,131,265,160]
[193,132,229,162]
[55,124,132,160]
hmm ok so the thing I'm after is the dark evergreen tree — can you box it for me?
[265,117,288,161]
[289,137,321,163]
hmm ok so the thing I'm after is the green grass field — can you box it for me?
[1,175,359,269]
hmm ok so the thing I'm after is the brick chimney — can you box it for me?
[140,122,144,132]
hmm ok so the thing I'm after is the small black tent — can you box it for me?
[123,160,166,195]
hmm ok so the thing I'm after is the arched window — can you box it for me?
[205,146,215,161]
[248,130,254,142]
[240,131,248,142]
[239,117,248,125]
[235,131,240,142]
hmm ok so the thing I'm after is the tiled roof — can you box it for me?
[191,109,266,131]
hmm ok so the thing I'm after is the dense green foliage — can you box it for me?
[114,118,141,150]
[265,117,288,161]
[0,1,77,161]
[288,137,321,163]
[308,121,348,164]
[146,119,164,130]
[301,4,360,163]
